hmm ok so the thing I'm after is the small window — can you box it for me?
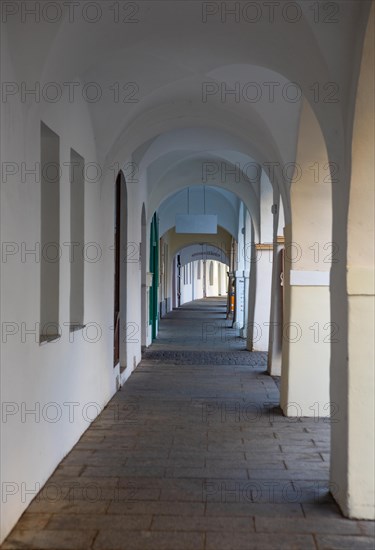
[197,260,201,280]
[209,261,214,286]
[70,149,85,328]
[40,122,60,343]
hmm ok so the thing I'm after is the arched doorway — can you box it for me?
[141,203,147,349]
[114,171,127,369]
[149,212,159,341]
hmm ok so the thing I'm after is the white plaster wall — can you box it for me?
[252,248,273,351]
[0,37,150,541]
[0,84,121,539]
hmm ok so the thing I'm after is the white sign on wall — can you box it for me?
[179,244,230,266]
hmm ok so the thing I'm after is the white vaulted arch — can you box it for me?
[1,3,374,544]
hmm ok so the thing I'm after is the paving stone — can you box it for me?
[116,476,162,489]
[284,461,329,470]
[93,530,204,550]
[46,513,152,531]
[107,501,205,516]
[206,502,304,517]
[359,521,375,537]
[152,514,254,532]
[63,454,125,467]
[64,485,160,502]
[82,465,166,478]
[248,469,330,481]
[15,513,52,530]
[62,450,94,463]
[255,516,363,535]
[302,502,345,518]
[165,466,249,479]
[27,498,110,515]
[206,532,316,549]
[160,481,208,502]
[206,457,279,468]
[53,465,86,477]
[200,479,333,505]
[47,475,120,489]
[1,529,97,549]
[315,534,375,549]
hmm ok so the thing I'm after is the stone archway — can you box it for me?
[330,4,375,520]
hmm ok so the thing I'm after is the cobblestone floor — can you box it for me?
[2,299,374,549]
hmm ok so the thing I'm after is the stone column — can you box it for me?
[280,99,332,417]
[267,235,284,376]
[330,6,375,520]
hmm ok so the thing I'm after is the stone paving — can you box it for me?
[2,299,374,549]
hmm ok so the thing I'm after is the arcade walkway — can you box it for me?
[2,300,374,549]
